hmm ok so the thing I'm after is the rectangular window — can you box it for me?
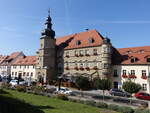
[27,72,29,76]
[20,66,21,69]
[104,63,109,69]
[85,49,89,55]
[131,70,135,75]
[142,84,147,91]
[31,72,33,76]
[74,50,78,56]
[23,72,26,76]
[65,52,69,57]
[79,50,84,56]
[113,70,118,77]
[142,70,146,76]
[93,49,97,55]
[103,47,108,53]
[12,72,14,75]
[123,70,126,75]
[15,72,17,76]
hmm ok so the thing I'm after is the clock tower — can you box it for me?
[36,10,56,84]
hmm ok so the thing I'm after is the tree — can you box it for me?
[122,81,142,104]
[122,81,142,94]
[93,78,112,101]
[75,76,90,90]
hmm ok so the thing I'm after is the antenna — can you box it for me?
[48,8,50,16]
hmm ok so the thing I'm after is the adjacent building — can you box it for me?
[0,52,24,76]
[112,46,150,93]
[11,56,36,81]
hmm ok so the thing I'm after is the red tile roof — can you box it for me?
[12,56,36,65]
[0,55,8,64]
[56,30,104,49]
[8,52,22,59]
[116,46,150,65]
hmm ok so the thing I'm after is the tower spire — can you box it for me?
[41,9,55,38]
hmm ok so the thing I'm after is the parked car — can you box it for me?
[55,87,73,95]
[9,80,27,86]
[109,88,131,97]
[135,92,150,100]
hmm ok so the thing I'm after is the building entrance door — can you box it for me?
[114,81,118,89]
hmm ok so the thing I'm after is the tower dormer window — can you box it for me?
[76,40,81,45]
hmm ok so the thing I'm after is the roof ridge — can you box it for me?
[118,45,150,50]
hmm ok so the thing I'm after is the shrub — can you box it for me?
[122,81,141,94]
[93,78,112,100]
[1,83,11,89]
[68,98,77,103]
[16,85,26,92]
[113,97,130,103]
[96,102,108,108]
[117,106,134,113]
[76,99,85,104]
[75,76,90,90]
[134,109,150,113]
[56,94,68,101]
[84,100,96,106]
[108,104,119,111]
[32,86,44,95]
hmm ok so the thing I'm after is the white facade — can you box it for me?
[0,65,8,76]
[113,65,150,93]
[11,65,36,81]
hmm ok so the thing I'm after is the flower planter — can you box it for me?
[122,75,128,78]
[141,75,147,80]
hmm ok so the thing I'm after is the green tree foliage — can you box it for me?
[122,81,142,94]
[93,78,112,91]
[75,76,90,90]
[93,78,112,101]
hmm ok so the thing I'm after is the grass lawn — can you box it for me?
[0,89,119,113]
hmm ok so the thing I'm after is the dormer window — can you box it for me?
[147,58,150,62]
[130,57,138,63]
[125,51,132,54]
[88,38,95,44]
[138,50,145,53]
[76,40,81,45]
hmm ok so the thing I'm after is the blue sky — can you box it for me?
[0,0,150,55]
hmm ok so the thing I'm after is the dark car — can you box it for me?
[135,92,150,100]
[109,88,131,97]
